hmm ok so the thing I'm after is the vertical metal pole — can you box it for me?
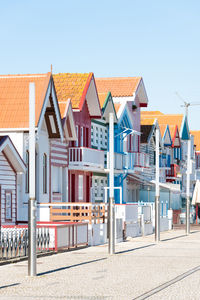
[186,138,191,235]
[109,113,115,254]
[155,126,160,242]
[28,83,37,276]
[169,190,171,209]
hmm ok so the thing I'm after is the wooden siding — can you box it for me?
[50,139,68,167]
[50,138,68,203]
[0,152,17,225]
[141,138,155,166]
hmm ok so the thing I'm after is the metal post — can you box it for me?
[28,83,37,276]
[109,113,115,254]
[155,126,160,242]
[186,138,191,235]
[169,190,171,209]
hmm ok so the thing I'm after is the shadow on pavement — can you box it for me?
[0,283,20,290]
[116,243,155,255]
[161,234,186,242]
[38,257,107,277]
[161,230,200,242]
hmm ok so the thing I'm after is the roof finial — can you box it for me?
[51,64,53,74]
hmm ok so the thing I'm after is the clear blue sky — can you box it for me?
[1,0,200,130]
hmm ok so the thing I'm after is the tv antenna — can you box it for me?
[175,91,200,119]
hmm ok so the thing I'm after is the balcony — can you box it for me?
[166,164,180,181]
[69,147,105,171]
[126,152,150,169]
[107,151,150,171]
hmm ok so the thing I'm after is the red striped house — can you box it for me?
[53,73,102,203]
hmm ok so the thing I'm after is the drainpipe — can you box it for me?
[28,83,37,276]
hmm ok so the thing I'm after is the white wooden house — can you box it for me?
[91,91,117,203]
[0,136,26,225]
[95,77,149,203]
[0,73,64,222]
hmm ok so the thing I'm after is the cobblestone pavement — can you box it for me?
[0,229,200,299]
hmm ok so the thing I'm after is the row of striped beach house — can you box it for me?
[0,71,198,225]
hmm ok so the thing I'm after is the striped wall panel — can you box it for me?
[50,139,68,167]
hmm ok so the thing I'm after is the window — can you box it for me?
[80,127,83,147]
[25,150,29,193]
[5,191,12,220]
[75,125,79,147]
[78,175,83,201]
[43,153,47,194]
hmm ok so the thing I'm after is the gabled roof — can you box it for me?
[141,111,188,140]
[96,77,141,97]
[114,103,121,114]
[53,73,101,118]
[141,118,159,144]
[96,77,148,107]
[98,92,117,123]
[0,136,26,173]
[141,112,184,130]
[180,115,190,140]
[141,125,154,143]
[162,125,172,146]
[62,99,77,141]
[171,125,181,147]
[191,131,200,151]
[0,73,51,128]
[98,92,108,109]
[159,124,167,138]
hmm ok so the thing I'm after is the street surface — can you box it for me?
[0,229,200,299]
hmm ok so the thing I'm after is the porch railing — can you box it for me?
[126,152,150,169]
[107,151,149,170]
[49,203,108,224]
[0,227,50,260]
[166,164,180,180]
[69,147,104,169]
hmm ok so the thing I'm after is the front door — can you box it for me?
[71,173,75,202]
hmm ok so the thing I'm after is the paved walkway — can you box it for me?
[0,229,200,299]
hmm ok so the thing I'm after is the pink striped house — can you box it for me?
[49,99,77,203]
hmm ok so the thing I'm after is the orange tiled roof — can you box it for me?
[159,124,167,138]
[0,73,51,128]
[141,111,164,115]
[191,131,200,151]
[141,112,183,131]
[168,125,177,139]
[140,118,155,126]
[53,73,93,117]
[114,103,121,114]
[98,93,108,109]
[95,77,141,97]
